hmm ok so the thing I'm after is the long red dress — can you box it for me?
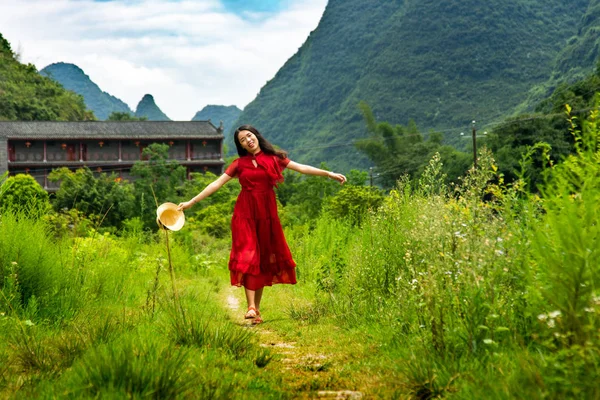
[225,150,297,290]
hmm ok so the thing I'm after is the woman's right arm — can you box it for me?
[177,173,233,210]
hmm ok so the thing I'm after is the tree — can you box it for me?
[0,34,95,121]
[130,143,186,229]
[0,174,50,217]
[323,185,384,226]
[276,163,342,226]
[355,101,469,188]
[48,167,136,228]
[107,112,147,121]
[177,171,240,238]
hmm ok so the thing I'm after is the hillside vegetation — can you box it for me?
[233,0,591,170]
[0,35,93,121]
[192,105,241,134]
[41,63,133,120]
[135,94,171,121]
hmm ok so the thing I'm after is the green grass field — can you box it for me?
[1,110,600,398]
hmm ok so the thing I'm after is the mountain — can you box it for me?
[40,62,132,120]
[232,0,591,170]
[134,94,170,121]
[0,34,92,121]
[191,105,241,133]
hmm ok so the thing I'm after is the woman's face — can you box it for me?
[238,130,260,153]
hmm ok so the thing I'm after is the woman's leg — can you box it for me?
[244,287,264,311]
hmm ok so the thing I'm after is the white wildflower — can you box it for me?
[537,314,547,321]
[549,310,561,319]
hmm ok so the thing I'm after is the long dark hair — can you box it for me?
[233,125,288,159]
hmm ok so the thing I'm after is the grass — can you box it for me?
[1,108,600,398]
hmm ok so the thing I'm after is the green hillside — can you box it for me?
[233,0,591,170]
[40,62,133,120]
[134,94,170,121]
[0,34,93,121]
[192,105,241,134]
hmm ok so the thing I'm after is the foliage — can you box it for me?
[286,108,600,397]
[130,143,186,230]
[107,111,147,121]
[49,167,136,229]
[0,174,50,217]
[488,64,600,189]
[355,102,472,188]
[276,163,342,227]
[192,105,242,134]
[531,102,600,348]
[323,184,384,226]
[177,171,240,238]
[40,62,133,120]
[231,0,590,170]
[0,34,94,121]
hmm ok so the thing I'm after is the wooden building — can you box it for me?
[0,121,224,190]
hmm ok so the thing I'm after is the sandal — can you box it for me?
[252,315,263,325]
[244,306,259,319]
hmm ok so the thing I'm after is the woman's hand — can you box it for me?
[327,171,347,184]
[177,201,194,211]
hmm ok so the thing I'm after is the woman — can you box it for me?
[178,125,346,324]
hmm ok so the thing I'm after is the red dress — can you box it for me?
[225,150,297,290]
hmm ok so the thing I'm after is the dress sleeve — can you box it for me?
[277,156,291,170]
[225,158,239,177]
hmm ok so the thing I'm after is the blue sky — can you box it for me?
[0,0,328,120]
[221,0,286,14]
[91,0,287,14]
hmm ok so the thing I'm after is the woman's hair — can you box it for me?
[233,125,288,159]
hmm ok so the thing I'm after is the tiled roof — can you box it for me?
[0,121,222,139]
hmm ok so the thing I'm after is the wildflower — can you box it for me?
[411,279,418,285]
[547,319,555,328]
[584,307,594,313]
[537,314,547,321]
[548,310,561,319]
[495,250,505,256]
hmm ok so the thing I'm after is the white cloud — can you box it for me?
[0,0,327,120]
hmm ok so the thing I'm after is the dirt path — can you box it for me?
[224,287,363,399]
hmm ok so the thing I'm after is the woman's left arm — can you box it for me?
[286,161,347,184]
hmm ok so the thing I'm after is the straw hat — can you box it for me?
[156,202,185,231]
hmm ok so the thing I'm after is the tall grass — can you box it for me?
[287,106,600,397]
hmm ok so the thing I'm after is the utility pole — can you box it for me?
[471,120,477,169]
[369,167,373,187]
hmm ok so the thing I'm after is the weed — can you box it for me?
[254,348,274,368]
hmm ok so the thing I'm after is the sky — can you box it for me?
[0,0,328,120]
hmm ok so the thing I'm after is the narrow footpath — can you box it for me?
[223,286,364,399]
